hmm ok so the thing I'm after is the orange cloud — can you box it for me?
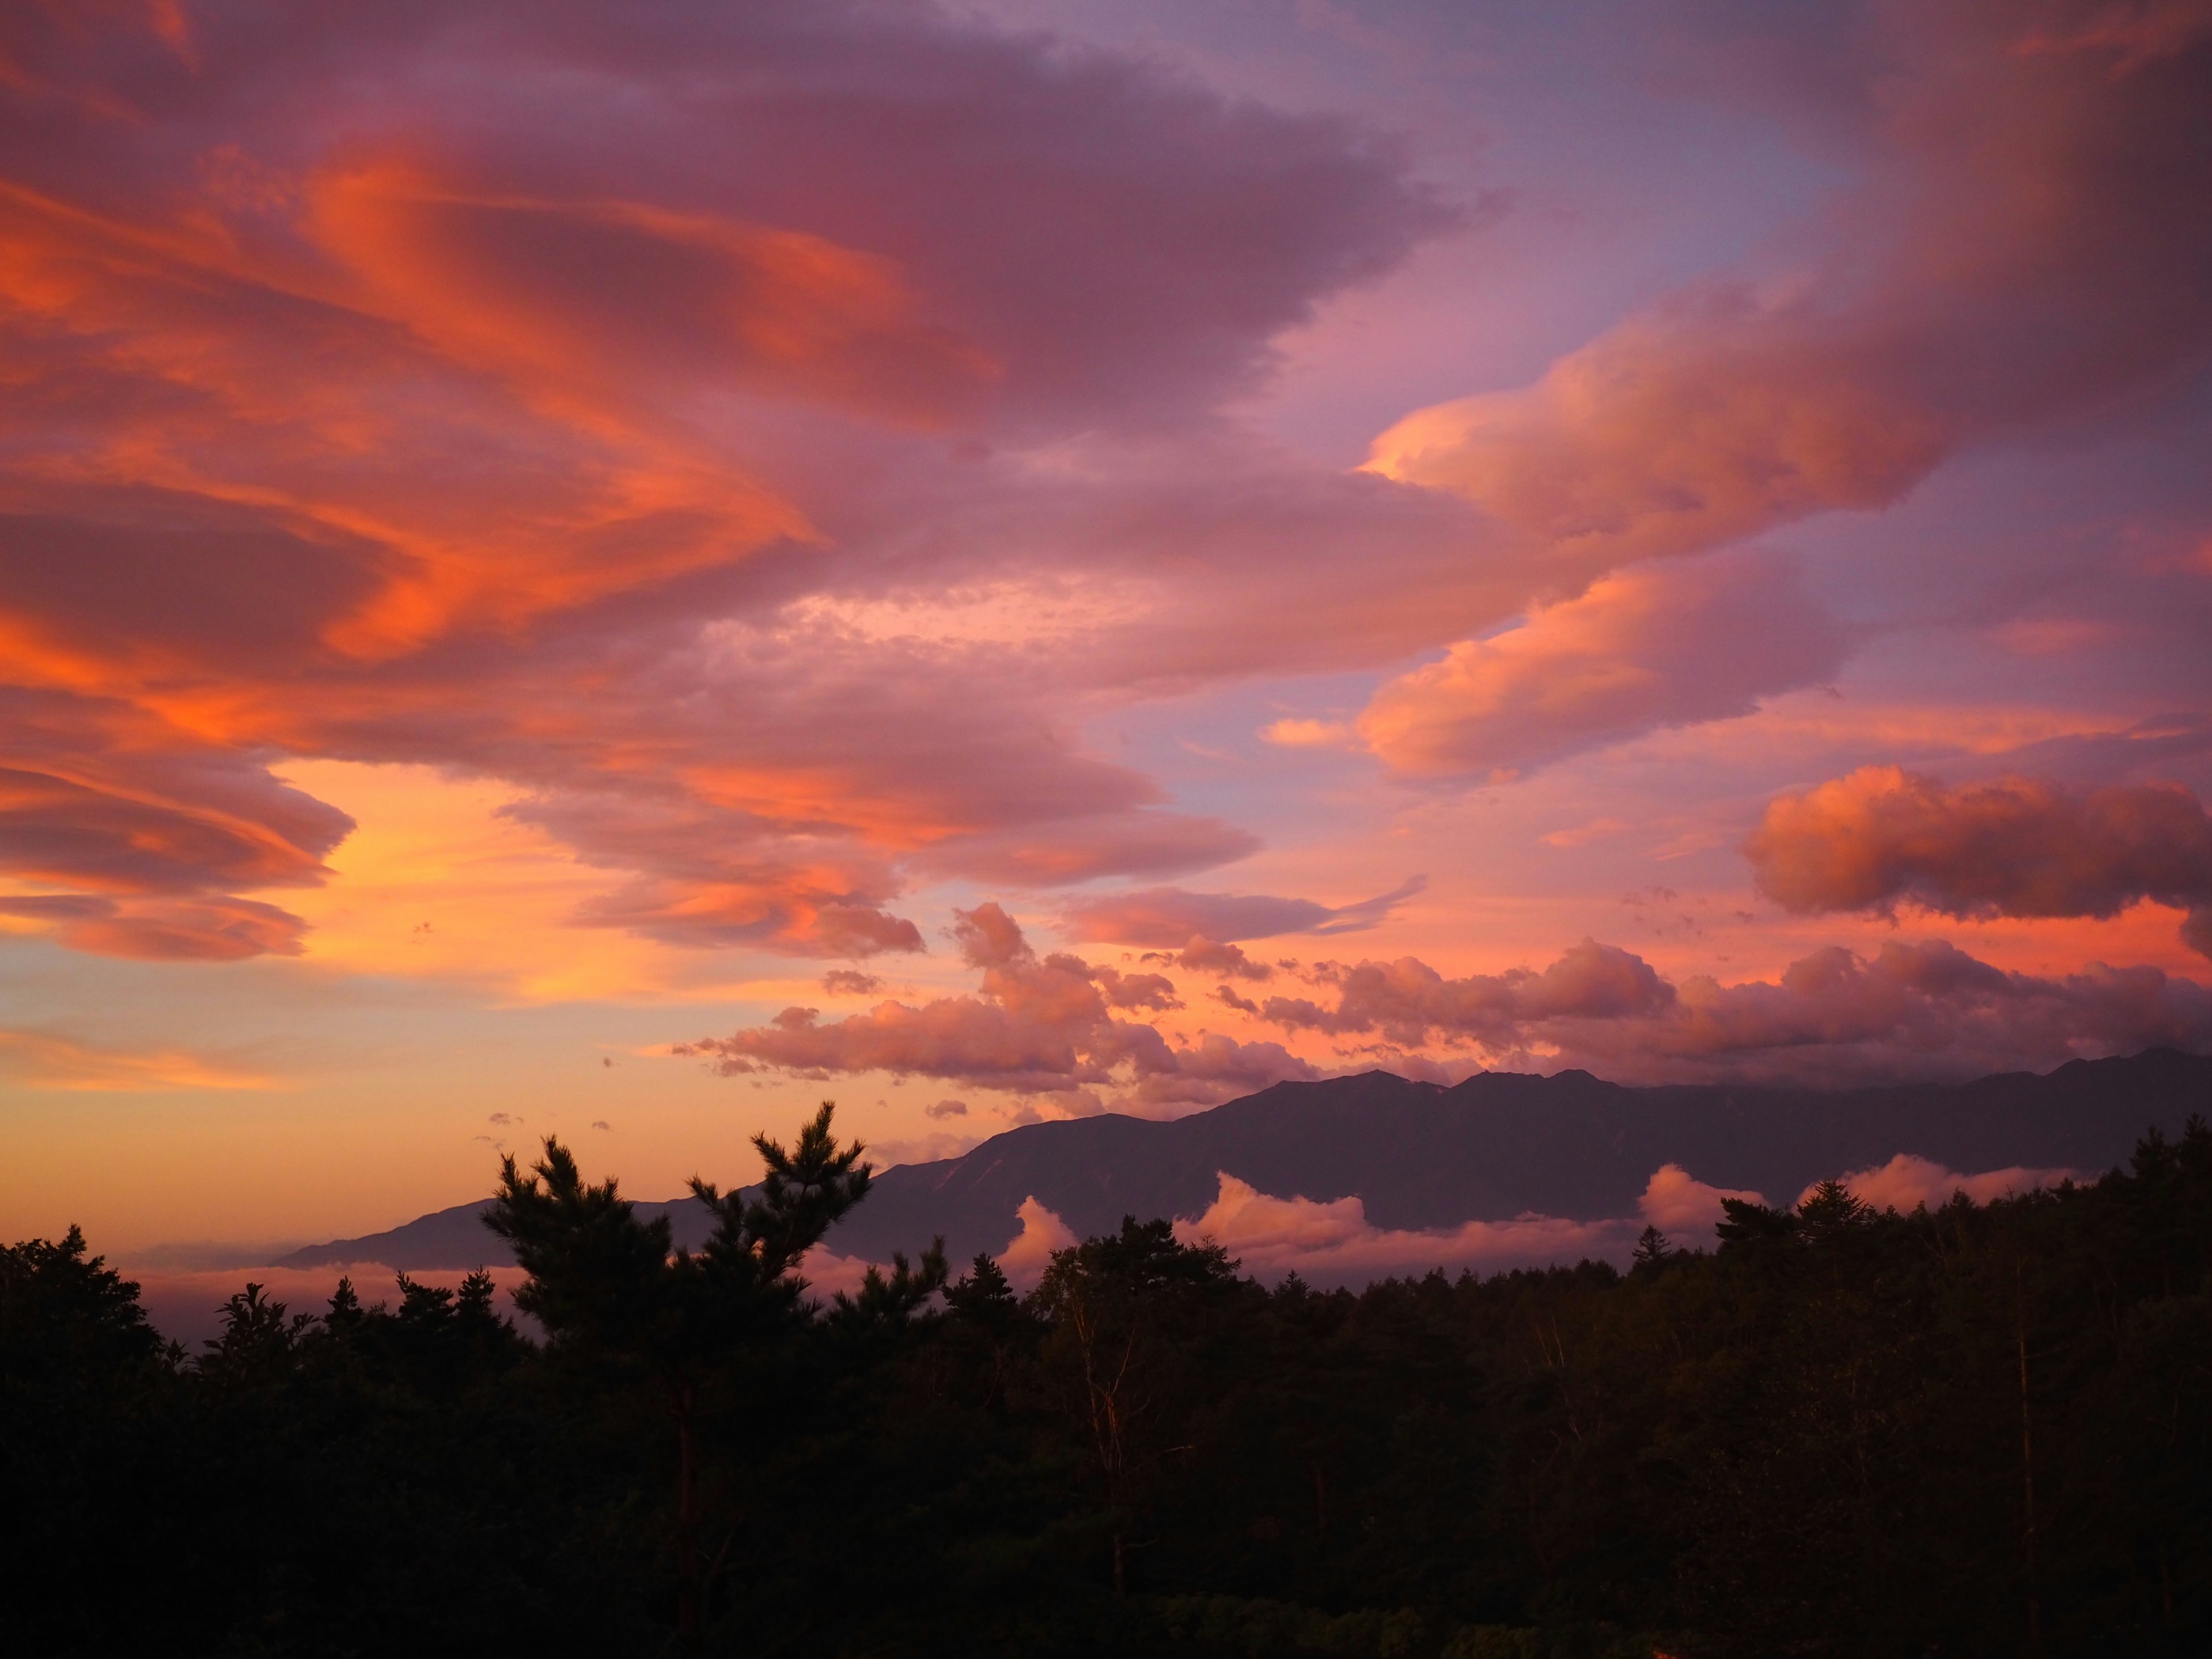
[0,1027,275,1092]
[309,165,1000,429]
[1358,551,1844,781]
[1745,767,2212,957]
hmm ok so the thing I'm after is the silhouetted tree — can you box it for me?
[485,1099,872,1652]
[1031,1215,1243,1596]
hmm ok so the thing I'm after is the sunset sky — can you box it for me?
[5,0,2211,1260]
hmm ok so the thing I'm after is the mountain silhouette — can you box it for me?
[272,1048,2212,1272]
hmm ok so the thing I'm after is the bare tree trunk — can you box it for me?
[1112,1527,1127,1600]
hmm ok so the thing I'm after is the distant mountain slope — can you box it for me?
[275,1048,2212,1271]
[274,1194,716,1272]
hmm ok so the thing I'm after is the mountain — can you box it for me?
[274,1195,717,1272]
[273,1048,2212,1272]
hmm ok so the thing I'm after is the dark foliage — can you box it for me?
[6,1112,2212,1657]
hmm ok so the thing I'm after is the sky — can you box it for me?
[4,0,2211,1262]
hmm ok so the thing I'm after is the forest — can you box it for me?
[5,1103,2209,1658]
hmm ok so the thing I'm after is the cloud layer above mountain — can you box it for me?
[685,914,2212,1099]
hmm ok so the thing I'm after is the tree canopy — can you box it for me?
[6,1113,2211,1656]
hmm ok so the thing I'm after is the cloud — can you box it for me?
[1639,1164,1763,1244]
[1252,935,2212,1086]
[0,1029,275,1092]
[993,1195,1081,1290]
[1344,0,2212,785]
[924,1097,968,1119]
[1261,718,1357,749]
[1365,1,2212,574]
[1359,551,1846,781]
[1062,876,1426,946]
[307,164,1002,429]
[823,969,885,996]
[676,902,1314,1107]
[868,1128,987,1168]
[1169,937,1275,982]
[914,809,1260,886]
[0,893,308,961]
[1261,937,1677,1048]
[1171,1172,1631,1287]
[1814,1153,2075,1213]
[1744,767,2212,957]
[0,0,1453,966]
[921,1153,2084,1298]
[0,692,351,959]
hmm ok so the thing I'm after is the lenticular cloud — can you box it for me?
[0,0,1456,963]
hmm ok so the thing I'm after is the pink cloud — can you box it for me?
[676,902,1315,1107]
[1254,936,2212,1086]
[994,1194,1081,1290]
[1745,767,2212,957]
[1170,1172,1631,1286]
[1359,550,1845,781]
[1639,1164,1764,1244]
[1812,1153,2076,1213]
[1366,0,2212,575]
[1262,937,1676,1048]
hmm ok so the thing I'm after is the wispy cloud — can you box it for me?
[0,1029,276,1092]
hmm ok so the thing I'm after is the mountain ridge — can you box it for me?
[272,1048,2212,1272]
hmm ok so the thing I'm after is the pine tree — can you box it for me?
[484,1100,874,1653]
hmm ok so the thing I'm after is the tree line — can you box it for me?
[4,1101,2209,1657]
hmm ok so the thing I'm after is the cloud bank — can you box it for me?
[1262,935,2212,1085]
[684,900,2212,1094]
